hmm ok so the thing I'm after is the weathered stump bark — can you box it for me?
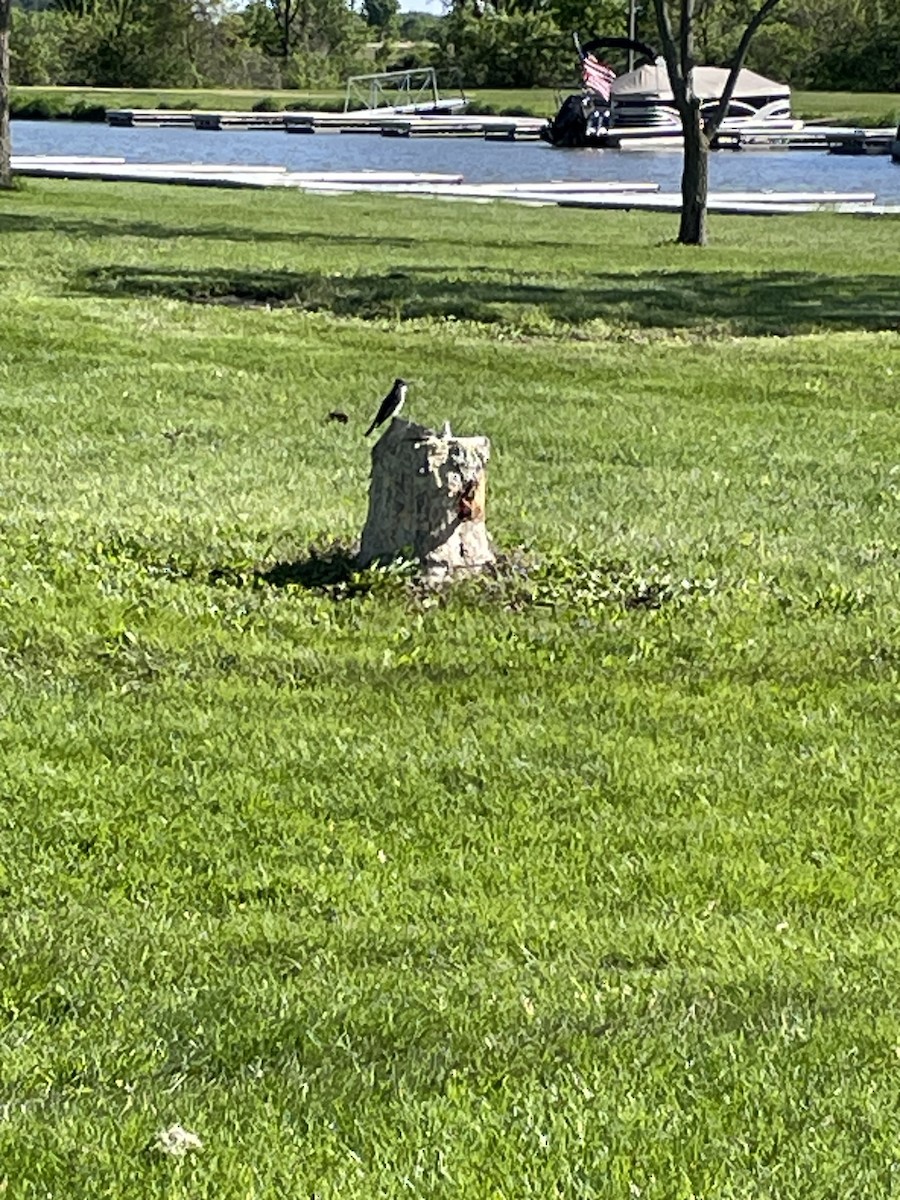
[359,418,494,577]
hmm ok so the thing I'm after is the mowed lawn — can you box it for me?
[1,180,900,1198]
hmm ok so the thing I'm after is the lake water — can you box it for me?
[12,119,900,203]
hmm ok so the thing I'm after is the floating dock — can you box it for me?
[107,108,195,128]
[12,156,897,217]
[822,128,896,156]
[599,123,897,155]
[283,111,547,141]
[106,107,548,141]
[10,157,466,190]
[104,107,898,154]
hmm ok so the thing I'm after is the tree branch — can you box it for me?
[650,0,688,109]
[705,0,783,135]
[679,0,694,80]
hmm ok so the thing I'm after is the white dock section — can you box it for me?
[296,181,882,214]
[13,157,293,188]
[579,123,896,155]
[104,107,548,141]
[107,109,195,128]
[10,156,465,189]
[283,111,547,141]
[108,108,288,130]
[10,157,897,217]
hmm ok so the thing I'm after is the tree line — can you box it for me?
[6,0,899,92]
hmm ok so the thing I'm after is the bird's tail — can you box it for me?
[364,419,377,437]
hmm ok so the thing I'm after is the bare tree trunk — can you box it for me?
[0,0,11,191]
[359,418,494,578]
[651,0,784,246]
[679,99,710,245]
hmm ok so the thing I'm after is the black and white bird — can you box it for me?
[365,378,408,437]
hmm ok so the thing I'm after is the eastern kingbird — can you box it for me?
[365,378,408,437]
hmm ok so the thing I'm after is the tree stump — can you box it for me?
[359,418,495,578]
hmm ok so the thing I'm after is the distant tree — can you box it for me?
[362,0,399,36]
[549,0,634,49]
[8,6,68,84]
[244,0,364,74]
[398,10,441,41]
[650,0,784,245]
[439,6,573,87]
[268,0,297,58]
[37,0,233,86]
[1,0,11,190]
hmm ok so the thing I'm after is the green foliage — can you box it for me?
[398,8,441,41]
[438,8,573,88]
[7,7,71,85]
[383,43,438,73]
[9,0,284,89]
[280,46,367,89]
[68,97,105,119]
[684,0,900,92]
[36,0,202,86]
[1,179,900,1195]
[544,0,624,51]
[7,0,900,91]
[250,93,282,111]
[807,14,899,92]
[462,96,497,113]
[9,90,63,116]
[362,0,399,35]
[242,0,367,78]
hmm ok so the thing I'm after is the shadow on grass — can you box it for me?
[75,262,900,335]
[0,211,418,248]
[208,543,360,592]
[254,545,359,590]
[0,210,583,253]
[208,545,705,614]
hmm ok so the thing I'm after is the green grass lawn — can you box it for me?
[792,90,900,129]
[1,179,900,1197]
[11,84,900,125]
[9,84,553,119]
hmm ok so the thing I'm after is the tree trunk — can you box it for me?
[0,0,11,191]
[359,418,494,579]
[652,0,784,247]
[678,99,710,246]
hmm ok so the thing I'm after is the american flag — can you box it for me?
[581,54,616,102]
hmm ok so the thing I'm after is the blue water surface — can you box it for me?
[12,118,900,203]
